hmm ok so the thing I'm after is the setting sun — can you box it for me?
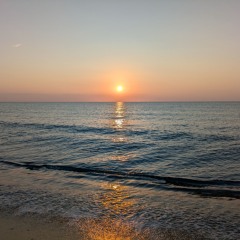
[117,85,123,92]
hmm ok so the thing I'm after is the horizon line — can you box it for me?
[0,101,239,103]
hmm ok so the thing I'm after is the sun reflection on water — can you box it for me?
[109,154,135,162]
[113,102,126,130]
[115,119,124,129]
[76,102,139,239]
[109,102,133,163]
[111,102,128,143]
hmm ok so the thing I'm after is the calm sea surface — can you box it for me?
[0,102,240,239]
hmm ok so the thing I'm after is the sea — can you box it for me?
[0,102,239,239]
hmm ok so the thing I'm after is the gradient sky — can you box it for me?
[0,0,240,101]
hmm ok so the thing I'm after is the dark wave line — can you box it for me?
[0,121,149,136]
[124,181,240,199]
[173,186,240,199]
[0,121,116,135]
[2,160,240,190]
[2,121,239,144]
[0,121,195,141]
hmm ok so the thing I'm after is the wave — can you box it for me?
[1,160,239,199]
[0,121,196,144]
[0,121,150,136]
[0,121,116,135]
[2,121,238,144]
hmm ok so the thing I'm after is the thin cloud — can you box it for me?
[12,43,22,48]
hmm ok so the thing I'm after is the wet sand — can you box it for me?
[0,212,78,240]
[0,211,207,240]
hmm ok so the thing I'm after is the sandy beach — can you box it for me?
[0,211,209,240]
[0,212,79,240]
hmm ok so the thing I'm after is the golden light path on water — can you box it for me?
[75,102,142,240]
[114,102,125,129]
[111,102,136,160]
[112,102,127,142]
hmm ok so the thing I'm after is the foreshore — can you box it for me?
[0,210,207,240]
[0,211,79,240]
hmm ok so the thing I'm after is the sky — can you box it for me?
[0,0,240,102]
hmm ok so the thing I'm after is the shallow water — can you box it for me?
[0,102,240,239]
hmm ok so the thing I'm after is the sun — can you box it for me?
[117,85,123,92]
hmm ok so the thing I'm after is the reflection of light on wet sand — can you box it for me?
[76,218,145,240]
[74,182,143,239]
[75,217,199,240]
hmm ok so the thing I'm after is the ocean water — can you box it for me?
[0,102,239,239]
